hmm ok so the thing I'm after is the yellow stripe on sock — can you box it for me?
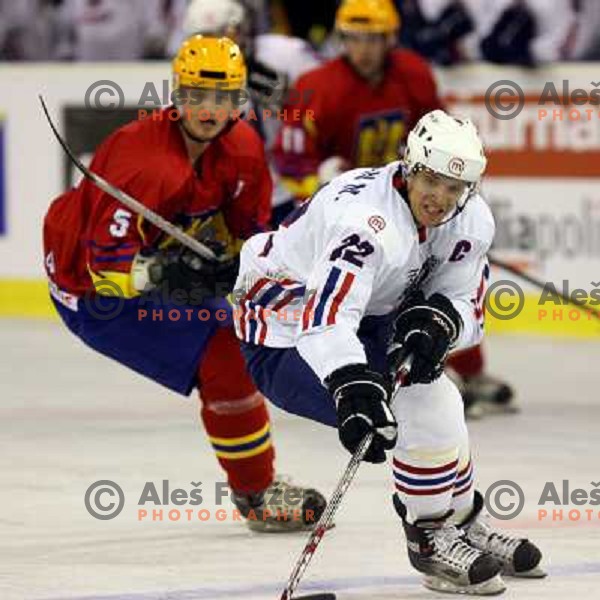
[208,421,271,448]
[214,438,273,460]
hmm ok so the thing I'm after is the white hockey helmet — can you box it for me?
[403,110,487,185]
[183,0,247,37]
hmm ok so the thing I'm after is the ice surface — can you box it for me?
[1,320,599,599]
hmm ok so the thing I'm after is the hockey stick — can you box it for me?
[489,254,600,322]
[39,95,217,261]
[280,355,414,600]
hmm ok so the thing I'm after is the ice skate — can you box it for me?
[460,491,546,578]
[394,496,506,595]
[233,477,327,533]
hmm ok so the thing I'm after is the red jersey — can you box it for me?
[272,49,443,198]
[43,110,272,297]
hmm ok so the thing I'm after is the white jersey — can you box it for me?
[234,162,494,382]
[254,34,321,89]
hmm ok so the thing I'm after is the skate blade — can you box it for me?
[423,573,506,595]
[505,565,547,579]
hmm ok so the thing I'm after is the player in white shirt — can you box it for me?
[233,111,544,595]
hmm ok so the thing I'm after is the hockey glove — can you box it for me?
[326,364,397,464]
[389,292,462,385]
[148,247,239,300]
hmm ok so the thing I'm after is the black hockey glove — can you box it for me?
[388,292,462,385]
[148,248,239,300]
[325,364,397,464]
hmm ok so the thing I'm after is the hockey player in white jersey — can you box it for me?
[233,110,544,594]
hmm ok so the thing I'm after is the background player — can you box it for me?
[234,110,543,594]
[42,35,325,532]
[172,0,322,222]
[272,0,515,419]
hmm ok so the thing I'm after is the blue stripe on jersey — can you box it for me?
[313,267,341,327]
[256,283,285,307]
[88,241,137,251]
[248,301,258,344]
[92,254,137,264]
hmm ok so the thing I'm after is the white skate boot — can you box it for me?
[460,491,546,578]
[394,495,506,595]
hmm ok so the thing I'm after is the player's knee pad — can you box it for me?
[392,373,468,451]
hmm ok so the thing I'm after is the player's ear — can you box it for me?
[386,33,397,50]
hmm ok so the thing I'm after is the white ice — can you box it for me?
[1,320,599,600]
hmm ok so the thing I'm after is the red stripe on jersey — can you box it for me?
[244,277,270,302]
[272,291,296,312]
[302,292,317,331]
[393,458,458,475]
[395,483,455,496]
[327,272,355,326]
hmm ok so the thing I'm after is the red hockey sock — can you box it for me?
[197,327,275,495]
[447,345,485,379]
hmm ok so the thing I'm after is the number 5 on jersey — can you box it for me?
[109,208,132,238]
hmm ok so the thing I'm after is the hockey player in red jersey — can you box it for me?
[43,35,326,531]
[272,0,515,419]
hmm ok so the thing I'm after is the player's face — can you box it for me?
[176,87,237,142]
[342,32,389,81]
[407,169,468,227]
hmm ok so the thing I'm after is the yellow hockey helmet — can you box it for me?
[335,0,400,34]
[172,35,246,91]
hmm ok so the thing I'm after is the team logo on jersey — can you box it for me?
[448,157,466,177]
[355,110,406,167]
[368,215,386,233]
